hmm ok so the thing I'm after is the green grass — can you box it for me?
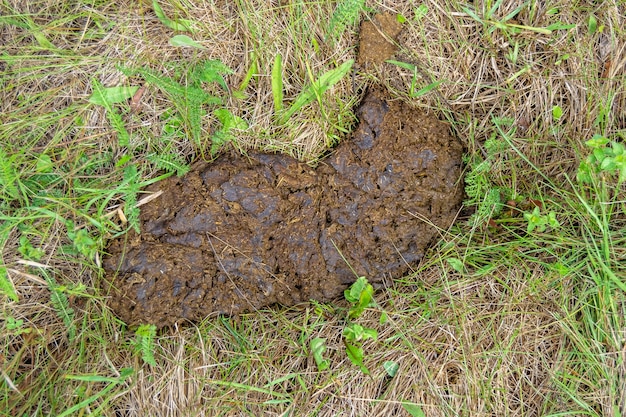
[1,0,626,415]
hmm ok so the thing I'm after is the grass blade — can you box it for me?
[402,402,426,417]
[279,59,353,124]
[272,54,284,113]
[169,34,204,49]
[411,80,444,98]
[152,0,193,32]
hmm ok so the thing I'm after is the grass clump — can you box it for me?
[1,0,626,416]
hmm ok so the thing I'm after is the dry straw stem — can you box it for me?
[1,0,626,416]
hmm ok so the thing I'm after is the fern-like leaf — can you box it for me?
[147,152,190,177]
[464,158,492,204]
[135,324,157,366]
[0,145,20,201]
[46,275,76,341]
[327,0,366,43]
[464,156,505,224]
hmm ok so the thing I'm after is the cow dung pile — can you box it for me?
[103,87,464,327]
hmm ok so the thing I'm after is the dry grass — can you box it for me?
[2,0,626,416]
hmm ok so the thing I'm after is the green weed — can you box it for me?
[326,0,366,44]
[0,267,18,302]
[461,1,551,37]
[89,79,134,146]
[272,54,284,113]
[309,337,330,371]
[122,59,241,156]
[5,316,32,337]
[577,134,626,185]
[523,207,560,233]
[44,270,77,342]
[133,324,157,366]
[0,144,21,203]
[211,108,249,155]
[310,277,390,375]
[276,59,353,125]
[463,127,510,225]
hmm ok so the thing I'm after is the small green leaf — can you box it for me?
[19,236,44,260]
[446,257,464,273]
[348,282,374,319]
[552,262,570,276]
[238,54,258,92]
[362,327,377,340]
[345,342,369,374]
[67,228,98,259]
[414,4,429,20]
[89,85,139,106]
[0,267,18,302]
[552,105,563,120]
[588,14,597,34]
[36,154,53,173]
[547,211,560,229]
[116,154,132,167]
[214,109,248,134]
[344,276,368,303]
[344,323,377,342]
[192,59,233,91]
[383,360,399,377]
[169,34,204,49]
[396,14,406,23]
[135,324,157,366]
[585,134,609,149]
[379,311,389,324]
[600,157,616,171]
[524,206,548,233]
[211,109,248,155]
[402,402,426,417]
[612,141,625,155]
[89,79,131,146]
[343,323,360,341]
[310,337,330,371]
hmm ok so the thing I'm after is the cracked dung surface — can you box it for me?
[103,89,464,327]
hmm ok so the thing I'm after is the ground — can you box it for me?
[1,1,625,416]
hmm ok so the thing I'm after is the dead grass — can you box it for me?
[1,0,626,416]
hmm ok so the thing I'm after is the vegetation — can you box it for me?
[1,0,625,416]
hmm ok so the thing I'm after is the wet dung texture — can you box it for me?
[104,89,464,327]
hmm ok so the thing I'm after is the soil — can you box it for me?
[103,88,464,327]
